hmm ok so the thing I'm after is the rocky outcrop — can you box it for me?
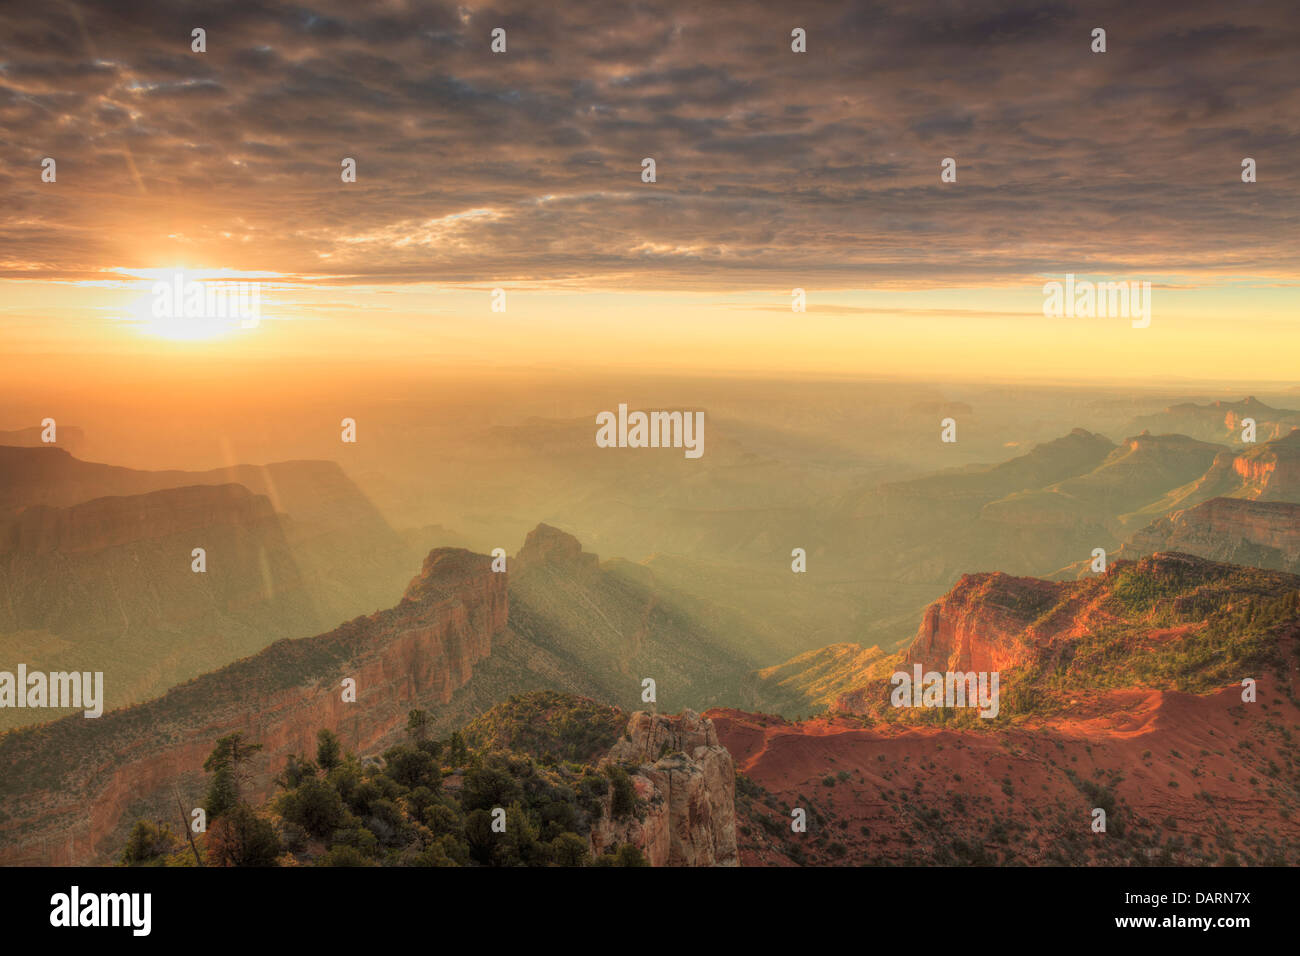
[835,551,1300,718]
[590,710,738,866]
[0,547,507,865]
[514,522,599,576]
[1232,429,1300,499]
[901,571,1059,674]
[829,575,1049,714]
[833,570,1065,714]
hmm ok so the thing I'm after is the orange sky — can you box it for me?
[2,0,1297,389]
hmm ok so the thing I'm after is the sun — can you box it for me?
[119,267,268,342]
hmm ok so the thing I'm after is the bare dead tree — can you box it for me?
[175,791,204,867]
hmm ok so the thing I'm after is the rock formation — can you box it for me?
[1123,497,1300,572]
[514,522,600,576]
[900,571,1058,674]
[0,547,507,865]
[591,710,738,866]
[0,482,277,555]
[1231,428,1300,498]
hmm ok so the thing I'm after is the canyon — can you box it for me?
[0,449,448,729]
[0,546,507,865]
[0,523,751,866]
[714,554,1300,866]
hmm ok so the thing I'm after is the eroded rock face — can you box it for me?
[901,572,1055,674]
[1232,430,1300,499]
[833,571,1054,714]
[591,710,738,867]
[607,709,720,762]
[1125,497,1300,571]
[0,548,507,865]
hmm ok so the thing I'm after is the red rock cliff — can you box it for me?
[901,571,1061,674]
[0,547,507,865]
[835,570,1072,714]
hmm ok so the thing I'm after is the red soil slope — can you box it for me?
[711,669,1300,866]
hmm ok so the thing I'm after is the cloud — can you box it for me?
[0,0,1295,291]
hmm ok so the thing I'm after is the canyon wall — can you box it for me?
[0,483,277,555]
[0,547,507,865]
[1124,497,1300,571]
[899,571,1059,675]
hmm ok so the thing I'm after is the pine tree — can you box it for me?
[316,728,341,771]
[406,709,430,743]
[202,733,264,820]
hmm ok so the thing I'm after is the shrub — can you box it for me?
[606,765,636,819]
[120,821,180,865]
[318,845,372,867]
[277,777,347,838]
[206,805,282,867]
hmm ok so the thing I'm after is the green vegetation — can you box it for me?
[855,558,1300,725]
[203,732,263,821]
[120,821,181,866]
[1053,568,1299,698]
[461,690,624,764]
[121,692,650,867]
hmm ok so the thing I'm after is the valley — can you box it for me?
[2,386,1299,867]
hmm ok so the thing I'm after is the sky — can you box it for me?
[0,0,1297,384]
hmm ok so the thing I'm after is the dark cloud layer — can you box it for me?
[0,0,1296,288]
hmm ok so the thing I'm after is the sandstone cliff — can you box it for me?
[1122,497,1300,572]
[0,547,507,865]
[591,710,738,866]
[901,570,1059,675]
